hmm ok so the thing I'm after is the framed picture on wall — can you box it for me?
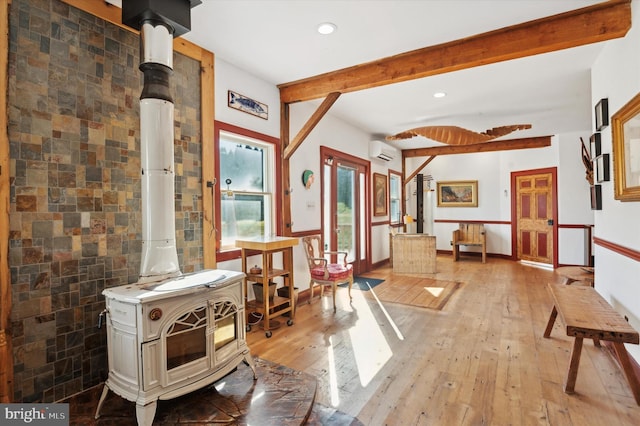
[436,180,478,207]
[590,132,601,158]
[594,153,610,183]
[595,98,609,131]
[590,185,602,210]
[612,91,640,201]
[373,173,388,216]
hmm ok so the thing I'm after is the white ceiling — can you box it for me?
[117,0,609,149]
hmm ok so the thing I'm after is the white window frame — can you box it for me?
[215,123,279,257]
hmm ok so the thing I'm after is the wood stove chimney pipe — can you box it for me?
[121,0,201,282]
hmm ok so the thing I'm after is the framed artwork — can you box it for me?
[594,153,610,183]
[595,98,609,131]
[437,180,478,207]
[611,91,640,201]
[228,90,268,119]
[590,185,602,210]
[590,132,601,158]
[373,173,388,216]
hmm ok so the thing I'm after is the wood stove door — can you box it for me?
[159,303,212,388]
[210,298,242,364]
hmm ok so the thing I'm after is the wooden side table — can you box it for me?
[236,236,299,338]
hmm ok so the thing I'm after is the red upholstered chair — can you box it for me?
[301,235,353,312]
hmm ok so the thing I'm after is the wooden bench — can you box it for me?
[452,223,486,263]
[543,283,640,404]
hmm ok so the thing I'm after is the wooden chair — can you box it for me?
[301,235,353,312]
[452,223,486,263]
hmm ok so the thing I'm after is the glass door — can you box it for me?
[322,149,369,275]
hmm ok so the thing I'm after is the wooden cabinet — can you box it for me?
[392,234,436,274]
[236,236,299,338]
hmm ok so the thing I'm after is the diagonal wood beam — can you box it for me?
[279,0,631,103]
[283,92,341,160]
[405,156,436,186]
[402,136,552,158]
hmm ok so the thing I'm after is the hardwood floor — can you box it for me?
[246,256,640,425]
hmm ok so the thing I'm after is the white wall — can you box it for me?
[214,58,280,138]
[287,101,402,288]
[215,60,401,294]
[407,132,593,264]
[590,0,640,363]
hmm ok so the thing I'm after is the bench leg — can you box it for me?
[613,342,640,405]
[564,337,583,394]
[543,306,557,338]
[452,244,459,261]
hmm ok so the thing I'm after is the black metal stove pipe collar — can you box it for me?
[140,63,173,102]
[139,19,174,102]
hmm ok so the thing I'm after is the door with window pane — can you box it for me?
[322,150,369,275]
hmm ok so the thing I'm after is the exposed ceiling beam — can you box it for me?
[279,0,631,103]
[402,136,552,158]
[283,92,341,160]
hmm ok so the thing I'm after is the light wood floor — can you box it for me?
[246,256,640,425]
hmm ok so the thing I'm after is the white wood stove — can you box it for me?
[95,3,256,424]
[95,269,256,426]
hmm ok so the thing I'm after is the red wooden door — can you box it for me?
[513,169,557,265]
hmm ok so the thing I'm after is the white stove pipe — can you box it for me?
[138,21,180,282]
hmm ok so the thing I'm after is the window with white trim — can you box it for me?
[217,129,276,251]
[389,171,402,225]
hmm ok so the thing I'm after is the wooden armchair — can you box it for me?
[452,223,486,263]
[301,235,353,312]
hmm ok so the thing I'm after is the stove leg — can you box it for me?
[94,383,110,419]
[244,352,258,380]
[136,401,157,426]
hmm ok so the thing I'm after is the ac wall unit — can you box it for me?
[369,140,397,161]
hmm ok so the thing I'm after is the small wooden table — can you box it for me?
[236,236,299,338]
[543,283,640,404]
[554,266,594,286]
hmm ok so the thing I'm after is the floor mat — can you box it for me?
[371,277,461,310]
[338,276,385,291]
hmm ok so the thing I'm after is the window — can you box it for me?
[389,171,402,225]
[215,122,280,258]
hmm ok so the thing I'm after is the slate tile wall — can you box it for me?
[8,0,204,402]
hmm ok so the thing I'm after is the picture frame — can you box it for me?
[589,132,601,158]
[436,180,478,207]
[595,98,609,131]
[611,92,640,201]
[373,173,388,216]
[594,153,610,183]
[590,185,602,210]
[228,90,268,120]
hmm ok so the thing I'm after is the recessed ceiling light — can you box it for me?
[433,92,446,98]
[317,22,337,35]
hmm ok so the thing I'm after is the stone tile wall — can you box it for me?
[8,0,204,402]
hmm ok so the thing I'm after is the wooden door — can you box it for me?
[512,169,557,265]
[321,148,370,275]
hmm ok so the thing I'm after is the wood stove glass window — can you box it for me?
[166,306,207,370]
[218,131,275,250]
[213,300,238,351]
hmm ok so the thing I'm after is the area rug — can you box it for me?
[371,277,461,310]
[339,276,385,291]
